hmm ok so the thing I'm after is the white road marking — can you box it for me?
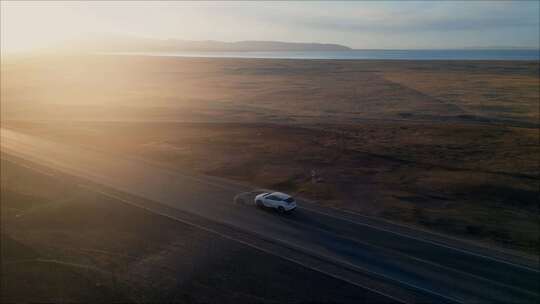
[279,210,539,299]
[298,205,540,273]
[90,188,411,304]
[2,131,535,303]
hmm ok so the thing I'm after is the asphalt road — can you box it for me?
[1,128,538,303]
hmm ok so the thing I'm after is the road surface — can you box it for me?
[1,128,538,303]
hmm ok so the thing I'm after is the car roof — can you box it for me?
[270,192,291,199]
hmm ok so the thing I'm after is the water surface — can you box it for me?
[105,49,540,61]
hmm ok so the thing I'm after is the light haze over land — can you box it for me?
[1,1,539,53]
[1,1,539,303]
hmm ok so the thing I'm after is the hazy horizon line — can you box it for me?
[81,34,540,50]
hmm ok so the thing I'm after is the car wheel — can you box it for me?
[277,206,285,213]
[256,200,263,208]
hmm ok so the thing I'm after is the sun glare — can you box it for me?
[1,1,96,53]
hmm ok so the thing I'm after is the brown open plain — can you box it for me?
[2,55,539,254]
[2,158,381,303]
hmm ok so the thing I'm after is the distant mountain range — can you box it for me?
[67,36,352,52]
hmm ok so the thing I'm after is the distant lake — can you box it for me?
[106,49,540,61]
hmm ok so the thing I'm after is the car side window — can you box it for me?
[267,195,279,201]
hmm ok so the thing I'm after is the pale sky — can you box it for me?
[2,0,539,52]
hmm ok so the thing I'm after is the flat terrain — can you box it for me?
[2,55,538,126]
[1,55,539,302]
[1,158,383,303]
[2,55,538,254]
[2,129,538,303]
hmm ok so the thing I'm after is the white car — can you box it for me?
[254,192,297,213]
